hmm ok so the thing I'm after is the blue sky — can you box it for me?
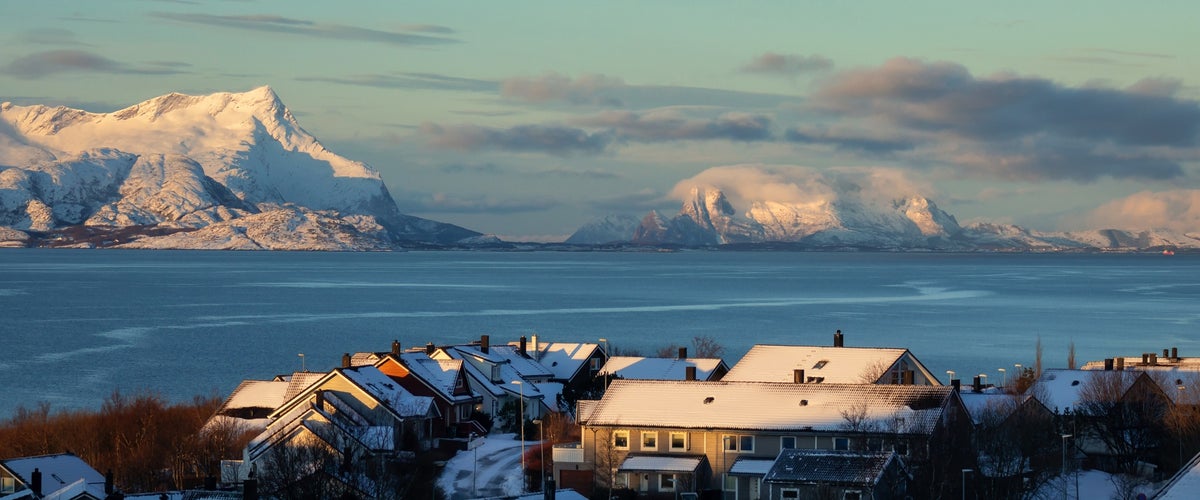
[4,1,1199,239]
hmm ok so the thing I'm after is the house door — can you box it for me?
[639,474,650,492]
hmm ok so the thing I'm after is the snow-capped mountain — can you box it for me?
[590,187,1200,251]
[0,87,478,249]
[565,214,642,244]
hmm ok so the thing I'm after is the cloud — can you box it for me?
[792,57,1200,182]
[741,52,833,75]
[150,12,457,46]
[17,28,87,46]
[573,109,773,142]
[296,72,496,92]
[419,122,614,156]
[396,192,560,214]
[501,73,627,106]
[3,50,185,79]
[535,167,621,179]
[1079,189,1200,233]
[668,165,932,214]
[587,188,675,213]
[438,162,505,174]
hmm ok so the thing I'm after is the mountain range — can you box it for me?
[567,187,1200,252]
[0,86,478,250]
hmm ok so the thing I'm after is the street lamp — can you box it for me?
[946,370,956,383]
[533,419,545,491]
[298,353,306,372]
[1061,434,1072,500]
[961,468,972,500]
[998,368,1007,389]
[513,380,526,493]
[978,373,988,390]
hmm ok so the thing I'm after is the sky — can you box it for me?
[3,1,1199,241]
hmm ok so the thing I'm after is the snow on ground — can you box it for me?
[1035,470,1162,500]
[439,433,541,500]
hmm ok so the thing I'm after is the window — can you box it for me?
[781,489,799,500]
[613,430,629,449]
[812,360,829,369]
[781,436,797,449]
[458,404,473,420]
[894,440,909,456]
[642,431,658,450]
[670,432,687,451]
[834,437,849,451]
[724,434,755,453]
[1,477,14,494]
[659,473,676,491]
[590,357,602,372]
[455,375,465,390]
[844,491,862,500]
[724,475,737,491]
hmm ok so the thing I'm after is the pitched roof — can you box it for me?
[340,365,436,418]
[394,353,473,402]
[617,455,706,473]
[958,390,1031,425]
[763,449,896,486]
[278,371,327,402]
[1029,369,1148,413]
[598,356,726,380]
[437,347,546,400]
[218,380,289,413]
[0,453,106,499]
[482,345,555,379]
[584,379,953,434]
[529,342,601,381]
[728,457,776,476]
[723,345,916,384]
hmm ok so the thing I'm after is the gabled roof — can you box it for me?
[1155,449,1200,499]
[437,347,546,400]
[1029,369,1155,413]
[477,345,555,380]
[598,356,727,380]
[958,391,1042,426]
[527,342,602,381]
[724,344,934,384]
[763,449,897,486]
[0,453,106,500]
[218,380,289,414]
[388,352,474,403]
[584,379,954,434]
[270,366,435,422]
[277,371,327,403]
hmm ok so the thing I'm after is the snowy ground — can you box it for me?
[438,433,533,500]
[1035,470,1162,499]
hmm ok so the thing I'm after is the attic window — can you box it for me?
[1071,380,1080,386]
[552,361,558,367]
[704,396,715,404]
[799,399,808,406]
[812,360,829,369]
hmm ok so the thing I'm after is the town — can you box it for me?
[3,331,1200,500]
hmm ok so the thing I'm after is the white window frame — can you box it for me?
[641,431,658,451]
[723,434,755,453]
[670,431,688,451]
[613,430,629,449]
[780,436,797,450]
[781,488,800,499]
[458,404,473,420]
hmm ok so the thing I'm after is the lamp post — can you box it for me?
[513,380,526,493]
[533,419,545,491]
[1179,384,1186,467]
[961,468,972,500]
[979,373,988,390]
[946,370,956,383]
[1061,434,1072,500]
[298,353,305,372]
[599,338,610,390]
[998,368,1007,389]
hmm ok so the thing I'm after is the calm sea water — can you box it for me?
[1,249,1197,416]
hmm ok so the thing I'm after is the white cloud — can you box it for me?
[1081,189,1200,232]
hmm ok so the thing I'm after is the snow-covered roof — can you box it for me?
[535,382,565,412]
[394,352,472,403]
[763,449,895,486]
[724,345,917,384]
[729,457,776,476]
[1155,449,1200,499]
[577,400,598,422]
[617,455,706,473]
[598,356,726,380]
[584,380,954,434]
[219,380,289,413]
[341,366,436,419]
[485,345,555,379]
[1081,356,1200,372]
[440,348,546,400]
[958,391,1030,425]
[527,342,601,381]
[278,371,327,402]
[0,453,106,500]
[1029,369,1146,413]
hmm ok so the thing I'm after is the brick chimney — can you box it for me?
[678,347,687,359]
[972,375,982,393]
[686,366,697,381]
[31,468,41,497]
[520,336,528,356]
[1116,357,1125,371]
[834,330,844,348]
[1173,347,1179,360]
[793,369,805,384]
[426,342,436,355]
[391,340,401,356]
[1104,358,1114,371]
[341,352,351,368]
[480,335,490,354]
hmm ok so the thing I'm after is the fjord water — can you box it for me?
[1,249,1196,416]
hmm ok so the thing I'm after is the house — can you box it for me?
[1081,348,1200,373]
[723,337,940,386]
[204,379,290,434]
[433,335,556,419]
[761,449,908,500]
[597,348,729,382]
[232,365,438,491]
[517,335,607,402]
[554,379,971,498]
[349,341,486,438]
[0,453,113,500]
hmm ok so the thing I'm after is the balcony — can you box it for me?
[552,442,585,463]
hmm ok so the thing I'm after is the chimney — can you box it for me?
[391,339,401,356]
[1173,347,1179,360]
[678,347,687,360]
[520,336,528,356]
[341,352,351,368]
[972,375,982,393]
[1116,357,1125,371]
[31,468,41,497]
[793,369,805,384]
[951,379,960,392]
[426,342,436,355]
[481,334,490,354]
[834,330,844,348]
[105,470,114,495]
[1151,353,1158,365]
[544,477,557,500]
[686,366,697,381]
[1164,349,1170,360]
[1143,353,1150,365]
[1104,358,1114,371]
[902,370,915,385]
[531,334,540,360]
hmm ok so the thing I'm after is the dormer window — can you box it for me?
[491,365,501,382]
[812,360,829,369]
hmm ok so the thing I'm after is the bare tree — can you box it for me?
[971,395,1059,499]
[857,359,890,384]
[1067,341,1076,370]
[1077,371,1170,474]
[691,335,724,359]
[1035,335,1043,377]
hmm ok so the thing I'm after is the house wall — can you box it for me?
[377,359,476,437]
